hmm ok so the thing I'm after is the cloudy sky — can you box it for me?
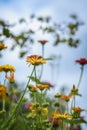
[0,0,87,128]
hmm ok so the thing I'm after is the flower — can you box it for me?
[0,85,8,99]
[43,81,54,88]
[71,84,78,95]
[38,40,48,45]
[72,107,82,112]
[5,72,15,83]
[24,103,33,111]
[53,111,72,119]
[0,64,15,72]
[28,85,37,92]
[75,58,87,65]
[49,116,60,127]
[42,108,48,115]
[60,94,73,102]
[74,125,81,130]
[54,93,61,98]
[26,55,46,65]
[0,42,7,50]
[36,84,49,91]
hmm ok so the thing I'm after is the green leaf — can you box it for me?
[29,76,41,84]
[3,28,10,37]
[19,51,27,58]
[54,34,60,46]
[37,17,44,21]
[44,58,53,61]
[70,118,87,124]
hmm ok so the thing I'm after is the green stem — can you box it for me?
[50,108,57,130]
[34,65,37,85]
[70,66,84,112]
[77,65,84,88]
[2,66,35,128]
[66,102,68,113]
[4,72,7,85]
[2,99,5,112]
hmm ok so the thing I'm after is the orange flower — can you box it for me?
[60,94,73,102]
[0,42,7,50]
[0,64,15,72]
[26,55,46,65]
[5,72,15,83]
[38,40,48,45]
[0,85,8,99]
[72,107,82,112]
[36,84,49,91]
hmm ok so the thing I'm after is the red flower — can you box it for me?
[38,40,48,45]
[75,58,87,65]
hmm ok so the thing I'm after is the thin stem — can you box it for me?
[4,72,7,85]
[50,108,57,130]
[2,99,5,112]
[77,65,84,88]
[66,102,68,113]
[73,96,76,108]
[70,65,84,112]
[34,66,37,85]
[2,66,35,128]
[39,45,44,80]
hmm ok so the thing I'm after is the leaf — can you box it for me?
[70,118,87,124]
[44,58,53,61]
[54,34,60,46]
[19,18,26,23]
[0,20,5,26]
[37,17,44,21]
[19,51,27,58]
[29,76,41,84]
[3,28,10,37]
[45,16,51,23]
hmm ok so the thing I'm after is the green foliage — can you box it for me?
[0,14,83,58]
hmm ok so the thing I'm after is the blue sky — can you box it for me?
[0,1,87,85]
[0,1,87,128]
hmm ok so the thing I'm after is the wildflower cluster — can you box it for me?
[0,40,87,130]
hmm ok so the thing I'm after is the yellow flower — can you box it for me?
[0,85,8,99]
[0,42,7,50]
[53,111,72,119]
[0,64,15,72]
[36,84,49,91]
[42,108,48,115]
[26,55,46,65]
[5,72,15,83]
